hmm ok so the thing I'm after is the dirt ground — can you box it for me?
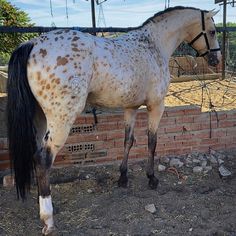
[0,149,236,236]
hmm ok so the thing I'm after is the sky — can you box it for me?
[10,0,236,27]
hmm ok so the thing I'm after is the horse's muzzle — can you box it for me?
[206,52,221,67]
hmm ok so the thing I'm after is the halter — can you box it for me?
[188,11,220,57]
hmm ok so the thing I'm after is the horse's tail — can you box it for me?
[7,42,36,199]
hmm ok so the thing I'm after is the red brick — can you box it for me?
[211,129,227,138]
[219,120,236,128]
[193,130,211,139]
[0,161,10,171]
[226,128,236,137]
[225,143,236,149]
[226,111,236,120]
[114,139,125,148]
[0,151,10,161]
[107,114,124,122]
[103,140,115,149]
[135,136,147,145]
[175,116,194,124]
[135,120,148,128]
[184,107,201,115]
[136,112,148,120]
[95,157,115,163]
[107,131,124,140]
[210,113,227,121]
[96,122,118,131]
[209,143,226,150]
[173,133,194,140]
[165,125,186,134]
[193,113,210,123]
[74,116,87,124]
[200,138,218,145]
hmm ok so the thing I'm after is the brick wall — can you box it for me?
[0,105,236,170]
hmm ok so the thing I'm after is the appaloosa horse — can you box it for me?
[7,6,221,235]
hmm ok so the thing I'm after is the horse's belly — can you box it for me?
[87,90,146,108]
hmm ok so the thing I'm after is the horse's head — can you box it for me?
[187,10,221,66]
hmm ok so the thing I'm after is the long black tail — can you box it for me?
[7,42,36,199]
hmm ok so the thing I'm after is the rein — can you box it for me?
[188,11,220,57]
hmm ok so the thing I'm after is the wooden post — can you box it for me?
[91,0,96,35]
[221,0,227,80]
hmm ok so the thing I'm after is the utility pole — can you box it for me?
[90,0,96,35]
[222,0,227,79]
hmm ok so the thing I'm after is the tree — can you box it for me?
[0,0,37,65]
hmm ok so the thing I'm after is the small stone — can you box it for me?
[162,157,170,164]
[87,189,93,193]
[145,204,156,214]
[193,166,203,173]
[131,164,142,172]
[86,174,92,179]
[201,160,207,168]
[170,158,184,168]
[189,228,193,232]
[185,158,192,164]
[193,158,201,164]
[158,164,166,172]
[219,165,232,178]
[218,159,224,165]
[3,175,15,188]
[204,166,213,172]
[208,155,218,164]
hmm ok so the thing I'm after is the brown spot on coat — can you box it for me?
[46,84,50,89]
[36,72,41,81]
[72,36,80,41]
[72,48,79,52]
[55,78,60,84]
[39,49,47,58]
[49,73,55,79]
[56,56,68,66]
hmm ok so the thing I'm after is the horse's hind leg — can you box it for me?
[34,102,86,235]
[146,101,165,189]
[118,108,137,187]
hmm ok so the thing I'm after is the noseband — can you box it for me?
[188,11,221,57]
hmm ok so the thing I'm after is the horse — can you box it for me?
[7,6,221,235]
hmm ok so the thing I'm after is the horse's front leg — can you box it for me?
[118,108,137,187]
[147,101,165,189]
[34,147,57,236]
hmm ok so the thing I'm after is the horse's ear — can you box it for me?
[207,9,220,18]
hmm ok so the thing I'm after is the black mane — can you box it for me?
[141,6,208,27]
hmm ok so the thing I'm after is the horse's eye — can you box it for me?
[209,30,216,37]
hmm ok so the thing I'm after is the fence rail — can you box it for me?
[0,26,236,34]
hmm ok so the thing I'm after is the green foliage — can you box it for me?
[0,0,37,65]
[216,22,236,70]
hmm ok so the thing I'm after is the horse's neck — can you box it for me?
[144,10,199,60]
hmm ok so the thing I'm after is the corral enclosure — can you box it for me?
[1,55,235,169]
[0,12,236,236]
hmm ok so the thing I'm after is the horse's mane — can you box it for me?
[141,6,208,27]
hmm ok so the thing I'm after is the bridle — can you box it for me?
[188,11,221,57]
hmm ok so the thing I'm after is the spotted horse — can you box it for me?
[7,6,221,235]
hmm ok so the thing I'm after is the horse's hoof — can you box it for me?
[42,226,58,236]
[148,175,159,190]
[118,175,128,188]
